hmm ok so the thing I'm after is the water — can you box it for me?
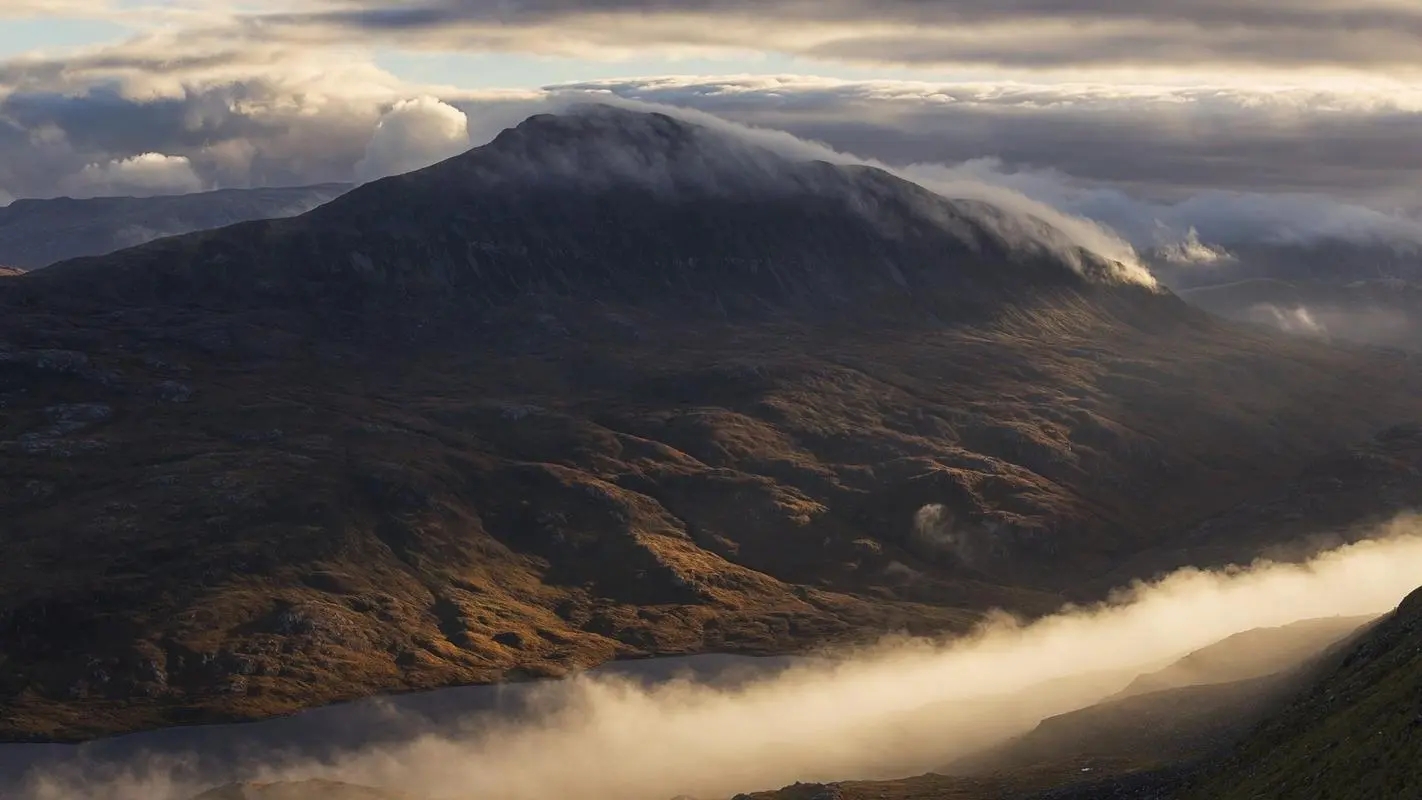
[0,654,805,794]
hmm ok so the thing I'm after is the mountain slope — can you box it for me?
[3,106,1422,741]
[1112,615,1372,699]
[1180,586,1422,800]
[0,184,350,270]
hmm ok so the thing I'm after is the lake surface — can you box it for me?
[0,654,807,794]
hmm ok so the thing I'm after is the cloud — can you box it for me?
[18,520,1422,800]
[558,77,1422,251]
[559,76,1422,203]
[1155,228,1234,265]
[230,0,1422,71]
[354,96,472,182]
[0,43,541,199]
[1246,304,1329,339]
[56,152,204,198]
[2,31,1420,258]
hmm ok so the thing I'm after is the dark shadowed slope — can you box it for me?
[1097,423,1422,590]
[1179,585,1422,800]
[3,106,1422,741]
[0,184,350,270]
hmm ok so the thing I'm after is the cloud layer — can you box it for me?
[2,9,1419,258]
[241,0,1422,71]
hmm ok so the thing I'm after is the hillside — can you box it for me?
[1095,422,1422,591]
[0,184,350,270]
[1179,585,1422,800]
[3,106,1422,741]
[951,614,1375,776]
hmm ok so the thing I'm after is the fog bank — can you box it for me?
[21,518,1422,800]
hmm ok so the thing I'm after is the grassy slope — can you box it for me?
[1181,586,1422,800]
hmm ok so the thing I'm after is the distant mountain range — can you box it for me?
[0,184,351,270]
[3,106,1422,744]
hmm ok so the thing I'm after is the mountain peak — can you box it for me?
[445,103,839,200]
[29,105,1157,321]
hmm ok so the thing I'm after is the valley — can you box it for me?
[2,106,1422,799]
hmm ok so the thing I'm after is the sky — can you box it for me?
[3,0,1422,249]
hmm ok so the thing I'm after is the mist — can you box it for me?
[1245,303,1419,348]
[529,87,1422,274]
[20,519,1422,800]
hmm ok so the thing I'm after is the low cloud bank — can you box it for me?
[1243,303,1416,349]
[907,158,1422,255]
[21,518,1422,800]
[6,66,1420,284]
[548,79,1422,274]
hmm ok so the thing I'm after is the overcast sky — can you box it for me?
[4,0,1422,247]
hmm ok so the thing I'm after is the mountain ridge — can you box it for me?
[0,184,351,271]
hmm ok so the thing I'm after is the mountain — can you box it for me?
[0,184,350,270]
[4,105,1422,741]
[24,106,1147,318]
[1179,585,1422,800]
[1095,422,1422,590]
[1111,615,1372,699]
[955,618,1374,780]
